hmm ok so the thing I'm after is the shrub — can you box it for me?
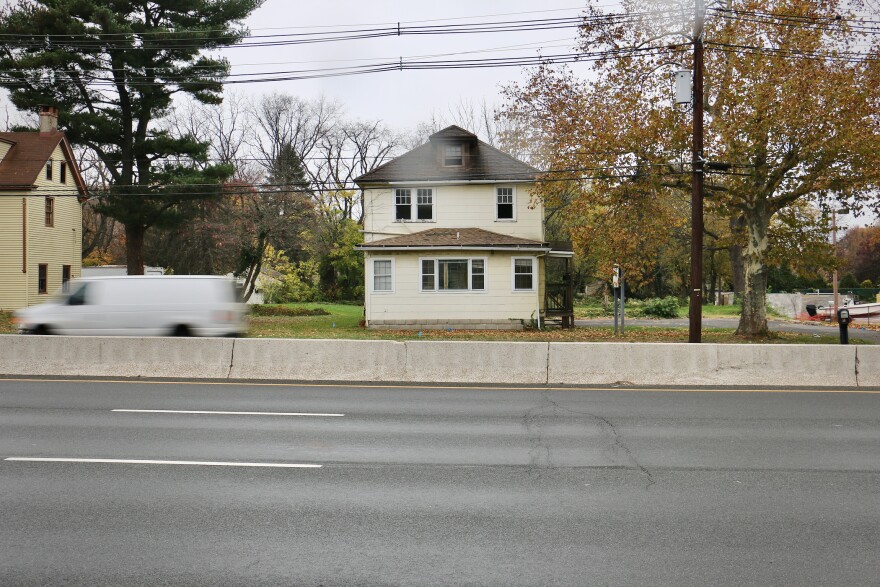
[262,259,323,304]
[861,279,874,288]
[641,296,681,318]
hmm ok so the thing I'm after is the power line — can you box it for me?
[706,40,879,62]
[0,13,639,49]
[6,164,711,198]
[0,44,687,87]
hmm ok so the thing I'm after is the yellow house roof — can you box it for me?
[0,130,86,196]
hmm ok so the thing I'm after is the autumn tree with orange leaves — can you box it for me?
[501,0,880,336]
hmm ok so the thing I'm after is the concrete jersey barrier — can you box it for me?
[0,335,874,387]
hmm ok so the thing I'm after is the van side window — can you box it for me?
[67,284,89,306]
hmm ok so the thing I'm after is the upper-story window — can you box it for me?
[496,187,515,221]
[45,160,53,181]
[45,197,54,227]
[60,162,67,184]
[444,144,463,166]
[394,188,434,221]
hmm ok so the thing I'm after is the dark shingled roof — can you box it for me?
[429,125,478,140]
[360,227,548,249]
[0,131,85,194]
[356,125,539,185]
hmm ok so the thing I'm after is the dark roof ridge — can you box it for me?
[355,130,539,185]
[429,125,478,140]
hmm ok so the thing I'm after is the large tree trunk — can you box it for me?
[124,223,146,275]
[736,206,771,336]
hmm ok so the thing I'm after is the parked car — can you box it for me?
[13,276,246,337]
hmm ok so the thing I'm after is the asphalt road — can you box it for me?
[577,316,880,342]
[2,379,879,586]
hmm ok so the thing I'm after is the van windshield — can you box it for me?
[49,282,88,305]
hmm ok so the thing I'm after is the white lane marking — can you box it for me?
[112,409,344,417]
[4,457,321,468]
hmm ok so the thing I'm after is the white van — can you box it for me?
[13,276,246,337]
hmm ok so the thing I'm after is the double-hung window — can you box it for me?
[372,259,394,292]
[44,197,54,227]
[512,257,536,291]
[444,144,463,166]
[421,258,485,292]
[395,188,433,221]
[496,187,515,221]
[38,264,48,294]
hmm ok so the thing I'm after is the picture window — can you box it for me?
[421,258,486,292]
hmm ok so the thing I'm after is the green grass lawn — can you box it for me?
[0,304,865,344]
[0,311,13,334]
[574,300,778,320]
[248,303,857,344]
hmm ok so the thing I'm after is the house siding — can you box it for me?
[365,251,545,327]
[364,183,543,243]
[0,144,81,310]
[0,196,26,310]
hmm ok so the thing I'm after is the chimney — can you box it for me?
[39,105,59,134]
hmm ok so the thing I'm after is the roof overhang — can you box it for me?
[357,178,537,189]
[358,245,552,253]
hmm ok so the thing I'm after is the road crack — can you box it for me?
[855,347,860,387]
[227,337,236,380]
[522,390,554,478]
[546,397,656,490]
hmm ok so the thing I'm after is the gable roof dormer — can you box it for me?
[355,125,538,186]
[429,125,477,170]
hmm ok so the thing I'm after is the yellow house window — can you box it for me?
[46,160,53,181]
[45,197,55,227]
[60,162,67,184]
[38,264,48,294]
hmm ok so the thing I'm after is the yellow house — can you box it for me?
[356,126,573,330]
[0,107,86,310]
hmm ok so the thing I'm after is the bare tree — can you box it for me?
[249,93,341,175]
[311,120,401,222]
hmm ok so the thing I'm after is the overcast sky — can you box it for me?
[218,0,596,130]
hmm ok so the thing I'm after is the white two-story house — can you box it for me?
[356,125,573,330]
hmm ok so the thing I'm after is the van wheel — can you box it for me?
[172,325,192,337]
[32,325,51,335]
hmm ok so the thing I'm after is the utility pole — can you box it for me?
[832,209,839,318]
[688,0,706,343]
